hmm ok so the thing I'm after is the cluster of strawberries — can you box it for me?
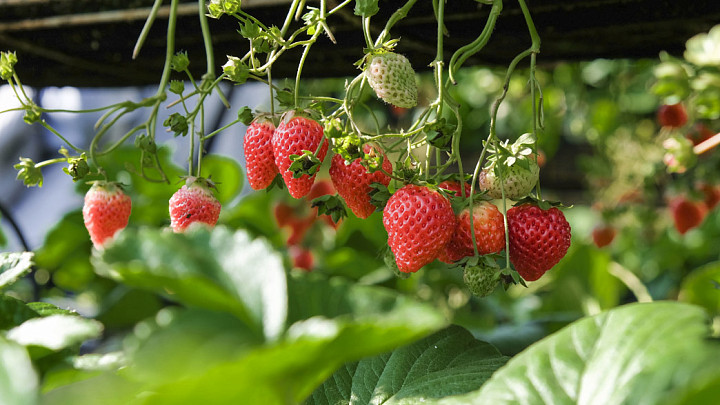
[243,109,572,295]
[82,177,221,249]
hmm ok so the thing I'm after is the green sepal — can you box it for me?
[169,80,185,95]
[288,150,322,178]
[368,182,391,211]
[0,51,18,80]
[222,56,249,84]
[170,51,190,72]
[63,153,90,182]
[237,106,254,125]
[163,113,189,137]
[239,19,262,39]
[311,195,348,224]
[14,157,43,187]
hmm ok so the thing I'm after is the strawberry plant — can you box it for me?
[1,1,720,404]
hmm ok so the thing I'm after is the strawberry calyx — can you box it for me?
[512,195,571,210]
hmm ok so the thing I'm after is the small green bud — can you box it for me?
[169,80,185,95]
[222,56,249,84]
[63,154,90,182]
[23,106,41,124]
[237,106,254,125]
[14,157,43,187]
[0,51,18,80]
[163,113,189,137]
[170,51,190,72]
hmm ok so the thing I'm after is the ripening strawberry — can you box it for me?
[478,159,539,200]
[82,182,132,248]
[463,263,500,297]
[244,119,277,190]
[591,223,616,248]
[169,178,221,233]
[657,103,688,128]
[383,184,455,273]
[698,183,720,211]
[365,52,418,108]
[669,196,707,235]
[290,245,314,271]
[438,201,506,264]
[273,202,295,228]
[507,203,571,282]
[272,115,328,198]
[330,145,392,219]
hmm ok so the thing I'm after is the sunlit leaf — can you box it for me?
[7,315,102,351]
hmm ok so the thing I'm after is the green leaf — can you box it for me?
[93,226,287,340]
[0,294,41,330]
[447,302,720,404]
[0,336,38,405]
[26,302,77,317]
[307,325,508,404]
[680,260,720,314]
[14,157,43,187]
[139,274,446,404]
[354,0,379,17]
[199,154,244,205]
[7,314,102,351]
[0,251,34,290]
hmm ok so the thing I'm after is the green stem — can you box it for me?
[40,121,85,153]
[374,0,419,47]
[35,157,69,169]
[97,124,145,156]
[133,0,164,59]
[362,17,374,49]
[448,0,502,84]
[201,118,241,141]
[155,0,179,98]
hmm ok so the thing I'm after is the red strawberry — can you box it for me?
[669,196,707,235]
[290,246,314,271]
[272,115,328,198]
[382,184,455,273]
[438,180,471,198]
[591,224,616,248]
[330,145,392,219]
[286,216,314,246]
[274,202,295,227]
[698,183,720,211]
[82,182,132,248]
[244,119,277,190]
[657,103,688,128]
[438,201,505,263]
[169,178,221,233]
[507,203,571,281]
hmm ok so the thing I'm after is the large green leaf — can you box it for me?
[198,154,244,205]
[0,251,34,290]
[0,337,37,405]
[43,274,446,405]
[680,260,720,314]
[7,314,103,351]
[439,302,720,405]
[93,226,287,340]
[306,325,508,404]
[0,294,40,330]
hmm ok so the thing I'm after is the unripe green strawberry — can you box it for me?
[383,184,455,273]
[438,201,505,263]
[463,264,500,297]
[82,182,132,248]
[169,178,221,233]
[507,203,571,281]
[365,52,418,109]
[272,116,328,198]
[478,159,539,199]
[243,119,277,190]
[330,145,392,219]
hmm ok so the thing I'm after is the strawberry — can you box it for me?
[330,145,392,219]
[273,202,295,227]
[478,134,540,199]
[169,177,221,233]
[507,203,571,282]
[438,201,505,263]
[243,119,277,190]
[82,182,132,248]
[286,216,314,246]
[698,183,720,211]
[382,184,455,273]
[365,52,418,109]
[669,196,707,235]
[657,103,688,128]
[289,246,314,271]
[272,115,328,198]
[591,223,616,248]
[463,263,500,297]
